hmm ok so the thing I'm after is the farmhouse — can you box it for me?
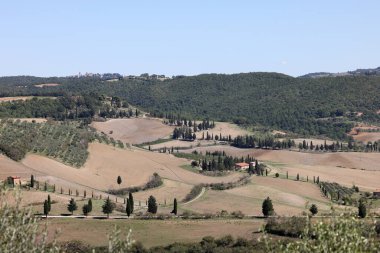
[235,162,249,170]
[373,189,380,198]
[7,176,21,186]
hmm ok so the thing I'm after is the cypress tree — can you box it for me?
[358,199,366,218]
[43,200,49,218]
[87,199,92,213]
[30,175,34,188]
[47,195,51,212]
[117,176,122,186]
[82,204,90,216]
[102,197,114,218]
[148,195,158,214]
[129,192,134,213]
[262,197,274,217]
[67,198,77,215]
[171,198,178,215]
[296,173,300,181]
[126,198,132,217]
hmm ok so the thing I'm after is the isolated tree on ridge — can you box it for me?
[171,198,177,215]
[262,197,274,217]
[117,176,122,186]
[43,200,49,218]
[309,204,318,216]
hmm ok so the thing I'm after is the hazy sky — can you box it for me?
[1,1,379,77]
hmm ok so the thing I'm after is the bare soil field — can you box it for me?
[20,143,242,198]
[34,83,60,88]
[134,179,193,205]
[47,218,264,248]
[185,177,330,216]
[0,155,43,180]
[91,118,175,144]
[184,146,380,191]
[352,132,380,142]
[195,122,251,139]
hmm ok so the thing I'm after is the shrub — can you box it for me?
[183,185,203,202]
[265,216,307,237]
[231,210,245,219]
[309,204,318,216]
[264,215,380,252]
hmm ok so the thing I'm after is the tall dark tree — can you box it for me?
[117,176,122,186]
[126,198,132,217]
[358,199,367,218]
[67,198,77,215]
[262,197,274,217]
[171,198,178,215]
[87,199,93,213]
[43,200,49,218]
[102,197,114,218]
[47,194,51,212]
[82,204,91,216]
[30,175,34,188]
[148,195,158,214]
[129,192,134,213]
[296,173,300,181]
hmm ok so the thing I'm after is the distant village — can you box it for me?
[70,72,174,81]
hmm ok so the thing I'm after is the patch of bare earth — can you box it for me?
[91,118,175,144]
[47,219,264,248]
[195,122,251,139]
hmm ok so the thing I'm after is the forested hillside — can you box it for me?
[1,73,380,139]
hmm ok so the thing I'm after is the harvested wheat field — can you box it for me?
[352,132,380,142]
[185,177,330,216]
[3,190,75,208]
[195,122,251,139]
[134,179,193,204]
[91,118,175,144]
[0,154,42,180]
[21,143,242,195]
[47,218,264,248]
[184,146,380,191]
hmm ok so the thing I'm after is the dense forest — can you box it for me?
[1,73,380,139]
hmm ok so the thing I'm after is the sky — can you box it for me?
[1,1,380,77]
